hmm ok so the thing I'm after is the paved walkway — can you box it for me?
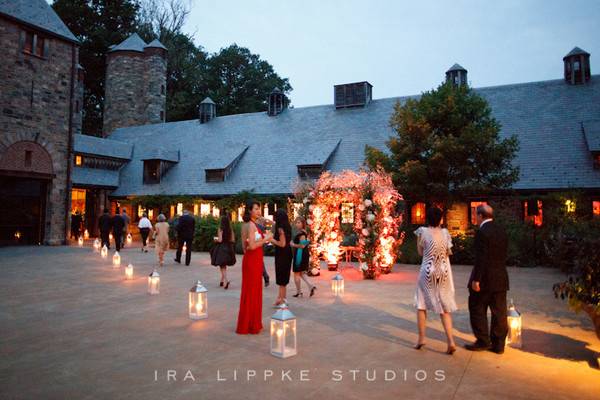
[1,243,599,400]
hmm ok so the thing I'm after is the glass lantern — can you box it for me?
[100,244,108,258]
[112,251,121,268]
[331,273,344,297]
[125,263,133,280]
[93,238,100,252]
[270,304,297,358]
[189,280,208,320]
[148,270,160,295]
[84,229,90,239]
[506,299,522,348]
[126,233,132,244]
[78,236,84,247]
[109,233,113,242]
[182,241,187,254]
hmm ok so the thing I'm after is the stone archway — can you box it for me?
[0,140,54,177]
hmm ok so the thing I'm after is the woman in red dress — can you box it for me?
[236,200,272,334]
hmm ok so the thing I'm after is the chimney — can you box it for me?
[199,97,216,123]
[334,81,372,109]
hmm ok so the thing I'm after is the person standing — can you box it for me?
[236,200,272,335]
[413,207,457,355]
[154,214,170,267]
[212,213,236,289]
[465,204,509,354]
[111,209,125,252]
[271,209,293,307]
[174,210,195,266]
[98,208,112,249]
[121,209,130,248]
[71,212,82,239]
[138,212,153,252]
[255,217,270,287]
[290,217,316,298]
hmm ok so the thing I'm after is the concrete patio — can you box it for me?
[1,243,599,400]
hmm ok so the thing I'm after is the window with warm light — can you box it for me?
[71,189,86,214]
[523,200,543,227]
[212,207,220,218]
[200,203,210,216]
[75,155,83,166]
[593,201,600,217]
[411,202,426,225]
[176,203,183,216]
[193,204,199,215]
[469,201,488,225]
[565,199,576,213]
[341,203,354,224]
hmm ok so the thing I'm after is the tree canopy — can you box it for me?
[365,81,519,205]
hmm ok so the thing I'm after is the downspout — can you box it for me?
[64,43,76,244]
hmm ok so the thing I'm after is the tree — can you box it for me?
[365,81,519,205]
[205,44,292,116]
[52,0,141,136]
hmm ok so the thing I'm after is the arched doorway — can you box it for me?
[0,141,54,245]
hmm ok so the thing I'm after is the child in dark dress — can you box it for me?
[290,217,316,298]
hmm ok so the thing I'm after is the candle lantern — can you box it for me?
[148,270,160,295]
[126,233,132,244]
[331,273,344,297]
[84,229,90,239]
[125,263,134,280]
[78,236,84,247]
[112,251,121,268]
[270,304,297,358]
[109,233,113,241]
[182,241,187,254]
[100,244,108,258]
[189,280,208,320]
[506,299,522,348]
[93,238,100,252]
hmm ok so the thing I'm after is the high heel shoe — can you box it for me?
[224,281,230,290]
[446,345,456,355]
[310,286,316,297]
[414,343,426,350]
[293,292,303,298]
[219,281,224,287]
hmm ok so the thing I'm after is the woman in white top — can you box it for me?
[138,212,153,253]
[414,207,457,355]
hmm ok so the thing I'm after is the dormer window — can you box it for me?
[334,81,372,109]
[205,169,226,182]
[297,165,323,180]
[204,146,248,183]
[143,160,161,184]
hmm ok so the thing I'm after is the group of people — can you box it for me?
[98,208,130,251]
[413,204,509,355]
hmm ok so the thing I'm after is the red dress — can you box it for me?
[236,223,264,334]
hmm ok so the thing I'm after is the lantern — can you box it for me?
[148,270,160,295]
[506,299,522,348]
[331,273,344,297]
[126,233,132,244]
[182,241,187,254]
[109,233,113,241]
[270,304,297,358]
[189,280,208,320]
[100,244,108,258]
[112,251,121,268]
[84,229,89,239]
[78,236,84,247]
[125,263,133,280]
[93,238,100,252]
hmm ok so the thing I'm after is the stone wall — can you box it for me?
[0,16,79,245]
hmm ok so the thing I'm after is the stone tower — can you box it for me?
[103,33,167,136]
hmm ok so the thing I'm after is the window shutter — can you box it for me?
[43,39,49,59]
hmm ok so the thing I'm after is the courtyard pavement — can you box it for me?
[1,243,599,400]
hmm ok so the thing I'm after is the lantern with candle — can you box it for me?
[78,236,84,247]
[506,299,522,348]
[126,233,132,245]
[84,229,89,239]
[93,238,100,252]
[109,233,113,242]
[331,273,344,297]
[148,270,160,295]
[189,280,208,320]
[270,304,297,358]
[125,263,133,280]
[112,251,121,268]
[182,241,187,254]
[100,244,108,258]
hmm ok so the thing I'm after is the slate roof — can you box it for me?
[108,33,147,53]
[87,75,600,196]
[0,0,78,43]
[72,167,120,188]
[73,134,132,160]
[564,46,590,59]
[139,148,180,162]
[145,39,167,50]
[583,120,600,152]
[446,63,467,72]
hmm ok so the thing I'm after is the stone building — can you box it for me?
[0,0,83,245]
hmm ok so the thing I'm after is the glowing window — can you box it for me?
[411,202,426,225]
[341,203,354,224]
[565,200,576,213]
[524,200,543,227]
[593,201,600,217]
[200,203,210,217]
[176,203,183,216]
[193,204,199,215]
[212,207,220,218]
[469,201,488,225]
[75,155,83,166]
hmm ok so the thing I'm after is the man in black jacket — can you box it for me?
[98,208,112,249]
[465,204,509,354]
[112,208,125,252]
[175,210,195,265]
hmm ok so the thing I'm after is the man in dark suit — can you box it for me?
[465,204,509,354]
[175,210,195,266]
[98,208,112,249]
[111,209,125,252]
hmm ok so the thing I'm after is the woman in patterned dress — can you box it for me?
[414,207,457,355]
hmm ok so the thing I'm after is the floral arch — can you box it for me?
[294,169,405,279]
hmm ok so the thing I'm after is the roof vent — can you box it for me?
[563,47,591,85]
[199,97,216,123]
[268,87,288,116]
[334,81,372,109]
